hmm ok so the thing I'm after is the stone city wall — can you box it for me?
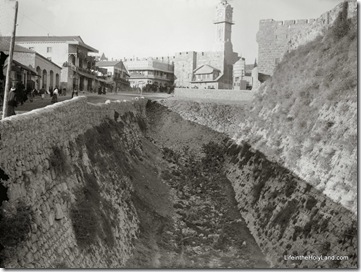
[0,97,147,268]
[196,51,224,72]
[173,51,197,88]
[257,0,357,76]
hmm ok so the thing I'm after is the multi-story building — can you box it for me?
[124,58,175,90]
[0,38,61,91]
[191,64,221,89]
[96,60,130,92]
[233,58,246,90]
[13,36,99,92]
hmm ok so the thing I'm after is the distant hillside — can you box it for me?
[236,7,357,213]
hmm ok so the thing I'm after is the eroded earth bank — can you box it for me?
[0,99,356,269]
[127,101,357,269]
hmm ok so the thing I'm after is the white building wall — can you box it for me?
[15,42,69,68]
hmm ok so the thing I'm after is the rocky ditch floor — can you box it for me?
[126,139,269,268]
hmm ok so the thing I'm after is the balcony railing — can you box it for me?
[78,66,97,76]
[129,73,173,81]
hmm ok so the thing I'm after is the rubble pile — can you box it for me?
[155,142,268,268]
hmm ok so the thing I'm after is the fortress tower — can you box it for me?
[214,0,234,53]
[170,0,240,89]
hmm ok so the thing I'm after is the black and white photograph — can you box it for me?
[0,0,357,269]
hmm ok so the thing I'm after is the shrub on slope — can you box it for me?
[237,9,357,212]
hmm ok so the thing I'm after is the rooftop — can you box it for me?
[96,60,121,67]
[13,36,98,53]
[0,37,35,53]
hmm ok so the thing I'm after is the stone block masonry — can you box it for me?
[225,142,357,268]
[0,97,146,177]
[0,96,147,268]
[257,0,357,76]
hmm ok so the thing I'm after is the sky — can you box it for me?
[1,0,346,63]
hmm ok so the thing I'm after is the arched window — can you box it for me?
[42,69,48,90]
[49,70,54,89]
[55,73,60,87]
[36,66,42,89]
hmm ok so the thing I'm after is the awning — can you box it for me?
[3,59,38,76]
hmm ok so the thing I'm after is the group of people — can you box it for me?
[27,87,67,101]
[4,85,80,117]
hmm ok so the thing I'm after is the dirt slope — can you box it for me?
[126,101,268,268]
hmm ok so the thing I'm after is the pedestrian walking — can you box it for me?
[51,87,59,104]
[7,87,17,116]
[40,88,45,99]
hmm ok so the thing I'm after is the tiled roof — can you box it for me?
[190,72,224,83]
[12,36,98,53]
[15,36,84,43]
[4,59,38,75]
[0,37,35,53]
[97,60,130,76]
[96,61,120,66]
[193,64,221,74]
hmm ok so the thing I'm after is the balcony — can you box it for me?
[77,66,97,77]
[129,73,173,81]
[64,63,97,78]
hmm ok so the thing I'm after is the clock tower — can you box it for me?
[214,0,234,52]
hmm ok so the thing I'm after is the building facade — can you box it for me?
[124,58,175,90]
[0,38,61,93]
[190,64,221,89]
[96,60,130,92]
[1,44,61,91]
[232,58,247,90]
[13,36,99,92]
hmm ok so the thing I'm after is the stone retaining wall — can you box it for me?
[0,97,146,179]
[0,97,147,268]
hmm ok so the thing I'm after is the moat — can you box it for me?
[125,101,269,268]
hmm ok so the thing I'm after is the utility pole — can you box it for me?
[2,1,18,119]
